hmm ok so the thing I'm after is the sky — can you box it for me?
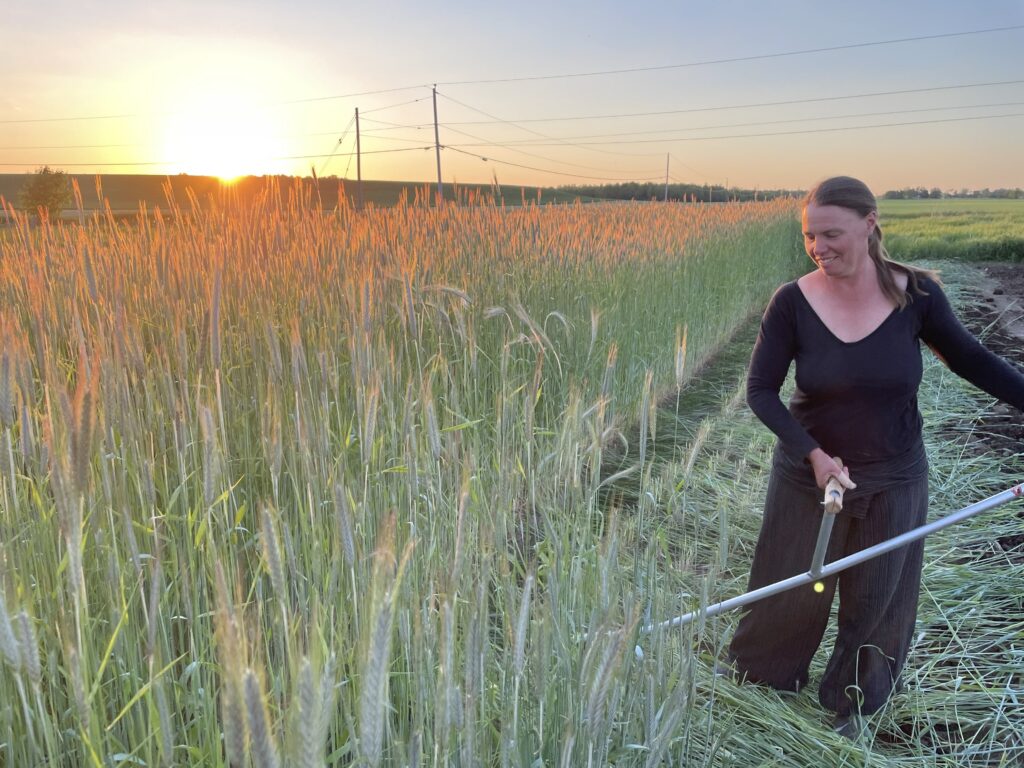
[1,0,1022,193]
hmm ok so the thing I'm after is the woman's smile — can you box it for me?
[802,202,875,275]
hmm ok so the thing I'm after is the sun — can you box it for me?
[161,103,291,181]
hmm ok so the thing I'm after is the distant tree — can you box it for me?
[18,166,72,221]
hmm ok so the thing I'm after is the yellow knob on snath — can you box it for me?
[813,581,825,593]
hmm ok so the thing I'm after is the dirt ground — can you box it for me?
[954,262,1024,449]
[943,262,1024,583]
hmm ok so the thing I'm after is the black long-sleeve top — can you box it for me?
[747,275,1024,484]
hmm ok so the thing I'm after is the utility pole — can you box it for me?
[355,107,364,211]
[664,154,670,202]
[432,85,443,205]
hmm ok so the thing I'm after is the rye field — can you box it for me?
[0,184,1021,767]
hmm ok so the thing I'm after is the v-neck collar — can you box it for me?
[794,283,900,345]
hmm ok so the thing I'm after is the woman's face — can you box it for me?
[801,203,877,277]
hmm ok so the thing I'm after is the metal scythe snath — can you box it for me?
[641,460,1024,635]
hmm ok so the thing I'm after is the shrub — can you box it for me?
[18,166,72,221]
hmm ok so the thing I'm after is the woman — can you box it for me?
[726,176,1024,737]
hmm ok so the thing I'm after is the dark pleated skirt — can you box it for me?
[727,460,929,716]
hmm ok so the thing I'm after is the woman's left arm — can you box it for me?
[921,280,1024,411]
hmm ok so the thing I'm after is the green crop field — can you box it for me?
[880,198,1024,262]
[0,182,1021,767]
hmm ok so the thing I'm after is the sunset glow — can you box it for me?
[160,105,292,181]
[1,2,1021,190]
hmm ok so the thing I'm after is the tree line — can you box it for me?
[8,167,1021,222]
[882,187,1024,200]
[557,181,799,203]
[561,181,1024,203]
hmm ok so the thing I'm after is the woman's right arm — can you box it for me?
[746,285,821,460]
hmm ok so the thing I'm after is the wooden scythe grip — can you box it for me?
[823,456,845,515]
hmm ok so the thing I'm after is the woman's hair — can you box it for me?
[803,175,938,309]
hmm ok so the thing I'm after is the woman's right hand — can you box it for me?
[808,448,856,491]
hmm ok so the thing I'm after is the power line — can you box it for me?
[239,146,440,162]
[316,113,357,177]
[669,154,708,181]
[445,146,666,183]
[441,124,662,176]
[360,96,430,115]
[0,129,418,152]
[4,27,1015,128]
[358,84,1024,144]
[13,98,1014,154]
[3,24,1020,177]
[6,109,1019,172]
[440,112,1024,148]
[438,91,574,141]
[0,145,434,169]
[446,101,1024,146]
[0,159,173,168]
[0,111,150,126]
[0,143,136,150]
[276,85,427,106]
[0,120,425,153]
[358,118,432,131]
[436,90,662,158]
[0,85,429,126]
[437,25,1024,85]
[354,132,443,145]
[6,111,1019,171]
[356,121,666,176]
[436,79,1024,126]
[0,131,390,151]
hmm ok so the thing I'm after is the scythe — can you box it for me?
[641,466,1024,635]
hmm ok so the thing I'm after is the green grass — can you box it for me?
[880,199,1024,262]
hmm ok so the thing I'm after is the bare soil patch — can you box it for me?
[956,262,1024,554]
[954,262,1024,448]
